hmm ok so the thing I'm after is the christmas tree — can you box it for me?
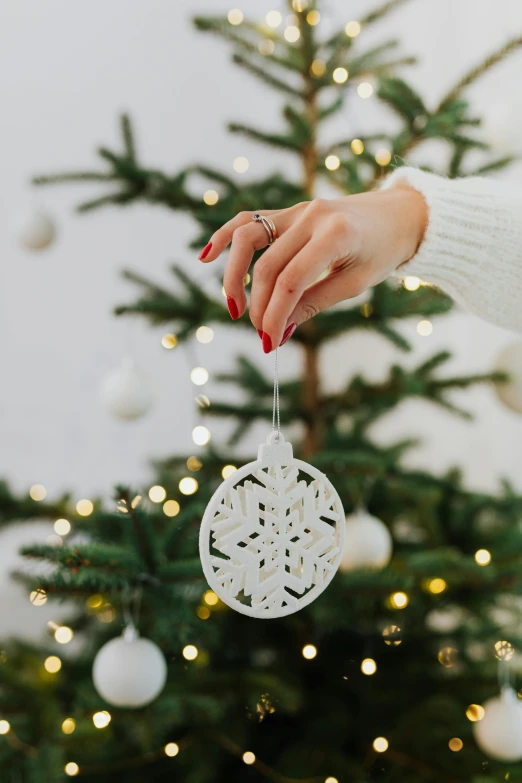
[2,2,522,781]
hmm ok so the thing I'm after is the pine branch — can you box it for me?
[359,0,415,26]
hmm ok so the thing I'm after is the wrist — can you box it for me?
[392,184,428,266]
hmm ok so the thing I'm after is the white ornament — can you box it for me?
[494,342,522,413]
[473,688,522,761]
[339,508,392,572]
[101,358,154,420]
[199,432,345,619]
[17,210,56,250]
[92,625,167,708]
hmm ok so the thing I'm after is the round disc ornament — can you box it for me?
[200,431,345,618]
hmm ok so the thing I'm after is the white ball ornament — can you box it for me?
[339,508,392,572]
[101,358,154,420]
[494,342,522,413]
[17,210,56,250]
[92,625,167,708]
[473,688,522,761]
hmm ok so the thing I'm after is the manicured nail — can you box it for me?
[280,323,297,346]
[262,332,272,353]
[257,329,263,339]
[227,296,239,320]
[198,241,212,260]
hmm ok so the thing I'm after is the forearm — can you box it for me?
[382,167,522,333]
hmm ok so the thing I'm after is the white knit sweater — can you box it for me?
[381,167,522,333]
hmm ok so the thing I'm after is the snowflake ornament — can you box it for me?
[200,432,345,618]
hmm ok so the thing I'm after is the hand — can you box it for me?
[198,185,427,352]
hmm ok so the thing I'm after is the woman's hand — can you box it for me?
[198,185,427,352]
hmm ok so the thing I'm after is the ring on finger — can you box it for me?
[253,213,278,245]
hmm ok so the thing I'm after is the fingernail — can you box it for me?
[227,296,239,320]
[199,241,212,260]
[280,323,297,346]
[262,332,272,353]
[257,329,263,339]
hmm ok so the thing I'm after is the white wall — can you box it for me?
[1,0,522,635]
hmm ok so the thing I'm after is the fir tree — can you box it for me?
[1,2,522,781]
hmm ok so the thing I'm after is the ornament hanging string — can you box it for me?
[272,348,280,440]
[122,584,143,630]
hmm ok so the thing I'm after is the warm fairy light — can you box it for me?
[310,58,326,77]
[30,589,47,606]
[306,9,320,25]
[195,394,210,408]
[222,464,237,479]
[0,720,10,735]
[284,25,300,42]
[325,155,341,171]
[404,276,420,291]
[373,737,389,753]
[449,738,463,752]
[438,647,457,667]
[190,367,209,386]
[333,67,349,84]
[45,656,62,673]
[197,606,210,620]
[196,326,214,344]
[266,10,282,27]
[351,139,364,155]
[325,779,339,783]
[204,590,219,606]
[93,711,111,729]
[495,640,514,661]
[243,751,256,765]
[292,0,308,9]
[375,148,392,166]
[466,704,485,722]
[54,519,71,536]
[227,9,243,25]
[428,578,447,595]
[475,549,491,566]
[149,485,167,503]
[187,456,203,471]
[76,499,93,516]
[357,82,373,99]
[46,534,63,547]
[87,594,103,609]
[165,742,179,757]
[163,500,180,518]
[417,319,433,336]
[345,20,362,37]
[183,645,199,661]
[383,625,401,646]
[361,658,377,675]
[233,156,249,173]
[55,626,74,645]
[62,718,76,734]
[243,272,251,285]
[203,189,219,206]
[30,484,46,501]
[65,763,79,777]
[97,605,115,624]
[302,644,317,660]
[390,592,409,609]
[179,477,198,495]
[193,425,211,445]
[161,333,178,350]
[258,39,275,56]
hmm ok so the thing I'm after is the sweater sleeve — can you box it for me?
[380,167,522,333]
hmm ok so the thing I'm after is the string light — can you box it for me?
[302,644,317,659]
[204,590,219,606]
[390,591,409,609]
[54,519,71,536]
[333,67,349,84]
[345,20,361,37]
[62,718,76,734]
[203,190,218,206]
[284,25,300,42]
[187,456,203,471]
[357,82,373,99]
[306,10,320,25]
[292,0,308,9]
[183,645,199,661]
[417,319,433,336]
[193,425,211,445]
[179,477,198,495]
[428,578,447,594]
[403,276,420,291]
[310,58,326,77]
[233,156,249,173]
[361,658,377,675]
[196,326,214,344]
[222,464,237,479]
[197,606,210,620]
[76,499,93,516]
[161,333,177,349]
[65,763,79,777]
[375,148,392,166]
[475,549,491,566]
[383,625,401,646]
[92,711,111,729]
[495,640,514,661]
[149,485,167,503]
[55,626,74,644]
[30,484,46,501]
[351,139,364,155]
[243,751,256,765]
[45,656,62,673]
[258,39,275,56]
[466,704,485,722]
[265,10,282,27]
[227,9,243,25]
[449,738,463,752]
[438,647,457,667]
[373,737,388,752]
[244,273,251,285]
[86,595,103,609]
[190,367,209,385]
[325,778,339,783]
[163,500,180,518]
[195,394,210,408]
[325,155,340,171]
[30,589,47,606]
[0,721,10,735]
[165,742,179,757]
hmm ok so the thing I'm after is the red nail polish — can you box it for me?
[199,241,212,260]
[262,333,272,353]
[257,329,263,339]
[227,296,239,320]
[280,323,297,346]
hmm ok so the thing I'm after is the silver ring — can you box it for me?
[253,213,277,245]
